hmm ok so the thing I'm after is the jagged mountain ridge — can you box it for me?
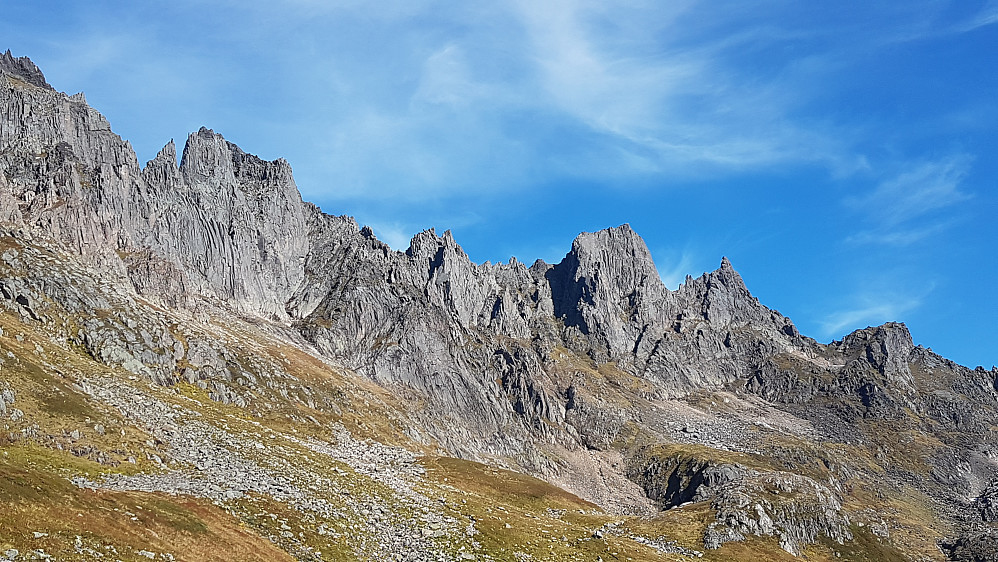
[2,50,998,561]
[0,48,809,456]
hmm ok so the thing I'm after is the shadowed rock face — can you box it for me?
[546,224,668,355]
[3,54,998,558]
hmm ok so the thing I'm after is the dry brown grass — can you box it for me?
[0,446,292,562]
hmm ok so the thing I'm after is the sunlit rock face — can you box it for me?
[3,52,998,559]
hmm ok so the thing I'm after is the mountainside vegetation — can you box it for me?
[1,50,996,561]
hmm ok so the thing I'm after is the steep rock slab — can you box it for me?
[1,60,312,319]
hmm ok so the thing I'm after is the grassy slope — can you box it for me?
[0,282,941,561]
[0,446,293,561]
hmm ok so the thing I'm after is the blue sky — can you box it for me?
[4,1,996,368]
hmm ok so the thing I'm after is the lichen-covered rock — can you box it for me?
[707,471,852,556]
[627,446,851,555]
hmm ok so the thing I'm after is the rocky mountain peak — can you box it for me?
[152,139,178,165]
[709,256,748,292]
[838,322,913,359]
[179,126,293,184]
[4,53,998,561]
[144,139,179,174]
[180,127,239,182]
[669,256,761,331]
[405,228,443,259]
[839,321,915,378]
[141,140,182,192]
[0,50,51,89]
[546,224,668,360]
[176,126,302,218]
[563,224,664,297]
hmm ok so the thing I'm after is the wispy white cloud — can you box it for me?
[856,1,998,45]
[412,44,488,108]
[365,221,413,251]
[514,0,698,136]
[54,0,971,206]
[953,1,998,33]
[820,298,921,340]
[13,0,989,209]
[818,278,936,340]
[262,0,897,199]
[844,221,955,247]
[654,248,702,290]
[857,156,971,226]
[845,155,972,246]
[508,0,837,176]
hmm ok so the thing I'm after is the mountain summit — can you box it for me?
[1,53,997,561]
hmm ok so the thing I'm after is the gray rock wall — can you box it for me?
[0,53,907,462]
[7,53,998,557]
[1,60,312,320]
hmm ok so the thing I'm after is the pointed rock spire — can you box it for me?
[141,140,181,190]
[0,50,52,89]
[150,139,177,166]
[711,256,748,291]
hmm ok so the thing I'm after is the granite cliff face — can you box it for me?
[0,53,312,318]
[2,52,998,561]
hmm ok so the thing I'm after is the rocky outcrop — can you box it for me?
[703,470,852,556]
[5,52,998,560]
[1,60,312,319]
[627,447,851,555]
[974,482,998,522]
[0,50,51,89]
[546,224,668,363]
[940,533,998,562]
[627,450,748,508]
